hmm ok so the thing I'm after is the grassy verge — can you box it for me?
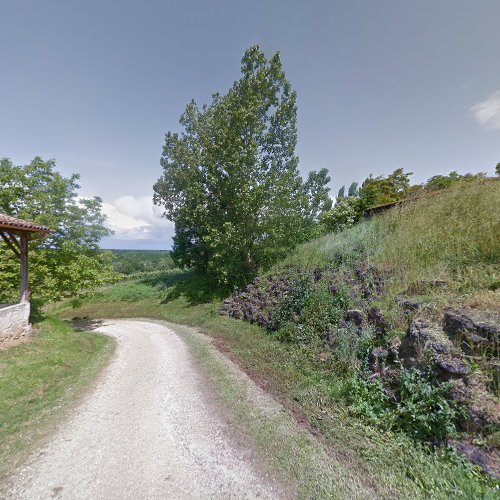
[0,317,115,486]
[56,275,498,497]
[170,321,377,498]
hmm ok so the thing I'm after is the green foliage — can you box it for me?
[395,369,460,443]
[303,168,331,222]
[0,157,117,306]
[320,197,363,233]
[348,369,461,444]
[321,168,413,233]
[359,168,412,207]
[347,181,358,197]
[271,275,313,333]
[276,220,376,271]
[111,250,174,275]
[153,46,319,287]
[347,377,393,429]
[272,276,353,353]
[424,171,486,191]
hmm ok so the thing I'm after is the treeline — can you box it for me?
[111,250,174,275]
[321,168,492,233]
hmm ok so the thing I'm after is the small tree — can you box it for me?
[337,185,346,200]
[0,157,116,306]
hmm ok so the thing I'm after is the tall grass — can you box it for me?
[276,179,499,301]
[274,220,376,271]
[374,179,500,288]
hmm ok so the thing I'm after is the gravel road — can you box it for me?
[5,320,278,500]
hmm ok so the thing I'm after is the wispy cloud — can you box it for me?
[102,195,174,241]
[471,90,500,130]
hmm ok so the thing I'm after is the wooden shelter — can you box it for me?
[0,214,51,302]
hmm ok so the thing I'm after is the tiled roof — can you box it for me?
[0,213,51,233]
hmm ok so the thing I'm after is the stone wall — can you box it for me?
[0,303,31,344]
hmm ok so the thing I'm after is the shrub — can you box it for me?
[320,198,360,233]
[395,369,460,444]
[347,377,394,429]
[271,275,313,332]
[347,369,461,444]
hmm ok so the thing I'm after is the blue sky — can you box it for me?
[1,0,499,249]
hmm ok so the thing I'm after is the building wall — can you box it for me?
[0,303,31,343]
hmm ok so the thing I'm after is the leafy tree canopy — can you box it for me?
[303,168,331,222]
[154,46,323,286]
[0,157,116,306]
[359,168,412,207]
[423,171,486,191]
[320,197,363,233]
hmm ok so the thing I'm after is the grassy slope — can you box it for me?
[279,179,499,316]
[55,180,500,497]
[0,317,115,487]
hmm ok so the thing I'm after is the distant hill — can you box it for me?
[110,249,175,275]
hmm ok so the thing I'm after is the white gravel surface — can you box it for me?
[5,320,278,500]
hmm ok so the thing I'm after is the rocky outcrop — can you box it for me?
[398,318,500,435]
[220,268,500,476]
[449,375,500,431]
[220,266,389,330]
[399,319,470,378]
[443,308,499,357]
[450,439,500,479]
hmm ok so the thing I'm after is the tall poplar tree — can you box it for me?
[154,46,309,286]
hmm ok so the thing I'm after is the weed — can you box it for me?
[395,368,461,444]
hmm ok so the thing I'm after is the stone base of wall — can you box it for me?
[0,303,31,345]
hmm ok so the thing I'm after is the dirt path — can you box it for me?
[5,320,278,499]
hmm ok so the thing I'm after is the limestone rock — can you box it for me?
[399,319,470,378]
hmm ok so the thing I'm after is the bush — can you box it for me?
[271,275,352,348]
[320,198,361,233]
[395,369,460,444]
[348,369,461,444]
[271,275,313,332]
[347,377,394,429]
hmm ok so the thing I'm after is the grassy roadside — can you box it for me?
[56,277,498,498]
[168,321,375,498]
[0,317,115,487]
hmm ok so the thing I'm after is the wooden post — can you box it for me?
[20,233,29,303]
